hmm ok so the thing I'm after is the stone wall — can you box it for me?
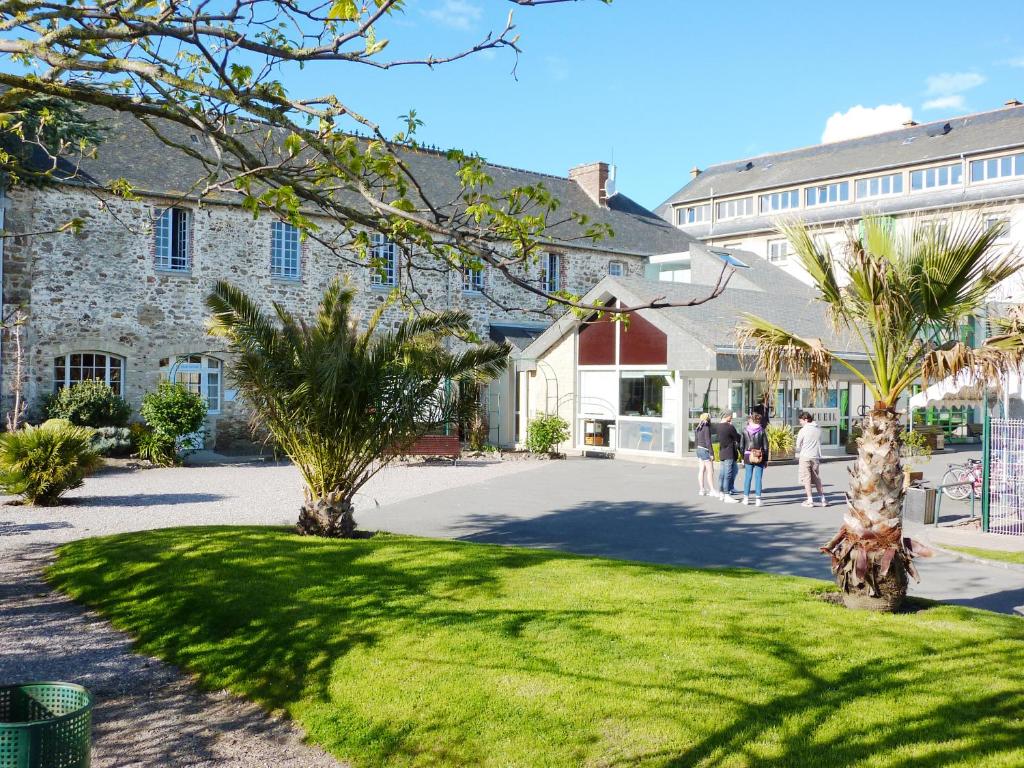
[2,185,644,449]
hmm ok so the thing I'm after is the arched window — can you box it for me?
[53,352,125,395]
[159,354,222,413]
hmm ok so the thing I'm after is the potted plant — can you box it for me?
[900,429,933,489]
[765,423,796,460]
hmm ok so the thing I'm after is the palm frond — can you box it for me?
[737,314,844,396]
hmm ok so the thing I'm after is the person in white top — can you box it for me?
[796,411,827,508]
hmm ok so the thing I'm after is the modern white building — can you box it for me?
[655,101,1024,304]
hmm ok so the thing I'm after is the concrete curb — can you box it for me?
[919,539,1024,574]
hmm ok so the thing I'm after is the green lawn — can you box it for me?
[945,545,1024,565]
[50,527,1024,767]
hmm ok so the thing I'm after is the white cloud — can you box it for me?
[821,104,913,143]
[923,95,965,111]
[424,0,482,31]
[925,72,985,96]
[1008,56,1024,68]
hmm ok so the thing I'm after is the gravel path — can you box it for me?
[0,457,544,767]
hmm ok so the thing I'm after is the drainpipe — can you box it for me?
[0,185,6,405]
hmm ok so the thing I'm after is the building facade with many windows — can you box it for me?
[655,102,1024,303]
[2,110,697,450]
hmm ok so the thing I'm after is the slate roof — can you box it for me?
[682,243,810,296]
[49,108,697,258]
[488,323,546,352]
[657,105,1024,212]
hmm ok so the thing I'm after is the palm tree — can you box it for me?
[739,215,1024,610]
[206,279,510,538]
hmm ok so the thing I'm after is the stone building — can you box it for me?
[1,110,697,449]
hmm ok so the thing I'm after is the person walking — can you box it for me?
[716,412,741,503]
[694,412,718,497]
[796,410,827,507]
[740,412,769,506]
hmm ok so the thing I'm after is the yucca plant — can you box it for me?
[207,278,510,538]
[739,215,1024,610]
[0,421,101,505]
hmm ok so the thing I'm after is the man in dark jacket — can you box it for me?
[716,412,741,502]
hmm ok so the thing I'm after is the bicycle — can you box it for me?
[940,458,983,500]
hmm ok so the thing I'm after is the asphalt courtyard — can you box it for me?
[361,449,1024,615]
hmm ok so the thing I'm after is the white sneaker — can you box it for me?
[801,500,815,508]
[755,498,763,507]
[699,489,708,496]
[722,494,738,504]
[819,496,828,507]
[741,496,750,505]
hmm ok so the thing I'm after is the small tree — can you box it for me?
[526,414,570,454]
[140,382,207,464]
[0,421,101,505]
[207,279,510,538]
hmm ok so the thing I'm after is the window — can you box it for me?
[759,189,800,213]
[608,260,625,277]
[767,239,789,264]
[909,163,962,191]
[619,372,669,417]
[678,204,710,225]
[805,181,849,207]
[855,172,903,200]
[970,152,1024,183]
[462,264,484,292]
[53,352,125,395]
[271,221,300,279]
[715,197,754,220]
[370,233,398,287]
[154,207,191,272]
[985,214,1011,243]
[541,252,561,292]
[714,250,749,269]
[160,355,222,413]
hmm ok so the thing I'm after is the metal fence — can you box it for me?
[987,417,1024,536]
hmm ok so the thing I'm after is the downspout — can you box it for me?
[0,184,6,405]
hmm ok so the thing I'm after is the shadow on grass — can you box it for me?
[44,526,1024,767]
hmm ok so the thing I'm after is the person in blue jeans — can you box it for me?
[740,412,770,506]
[716,412,741,503]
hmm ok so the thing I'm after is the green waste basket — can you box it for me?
[0,683,93,768]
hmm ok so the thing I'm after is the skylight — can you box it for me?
[714,251,749,269]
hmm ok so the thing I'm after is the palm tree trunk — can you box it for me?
[823,409,909,611]
[296,489,356,538]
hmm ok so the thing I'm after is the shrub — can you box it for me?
[766,424,796,455]
[900,429,933,469]
[0,422,101,505]
[140,382,207,464]
[91,426,133,457]
[526,413,569,454]
[47,379,131,427]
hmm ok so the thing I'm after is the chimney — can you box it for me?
[569,161,610,206]
[690,166,702,179]
[1006,99,1022,107]
[902,119,918,127]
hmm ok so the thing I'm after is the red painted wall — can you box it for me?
[577,312,616,365]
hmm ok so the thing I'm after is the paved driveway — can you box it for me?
[362,452,1024,615]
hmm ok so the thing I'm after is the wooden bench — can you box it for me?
[406,434,461,464]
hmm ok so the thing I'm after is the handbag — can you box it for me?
[749,447,764,464]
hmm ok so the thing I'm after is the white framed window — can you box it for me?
[271,221,300,279]
[679,204,710,225]
[855,172,903,200]
[541,252,561,293]
[53,352,125,395]
[970,153,1024,183]
[759,189,799,213]
[715,197,754,220]
[462,264,484,293]
[369,233,398,287]
[608,260,625,277]
[985,214,1011,243]
[767,239,789,265]
[910,163,962,191]
[154,207,191,272]
[160,354,222,413]
[805,181,849,207]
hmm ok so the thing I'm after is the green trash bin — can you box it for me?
[0,683,93,768]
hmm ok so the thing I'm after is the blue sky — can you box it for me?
[296,0,1024,210]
